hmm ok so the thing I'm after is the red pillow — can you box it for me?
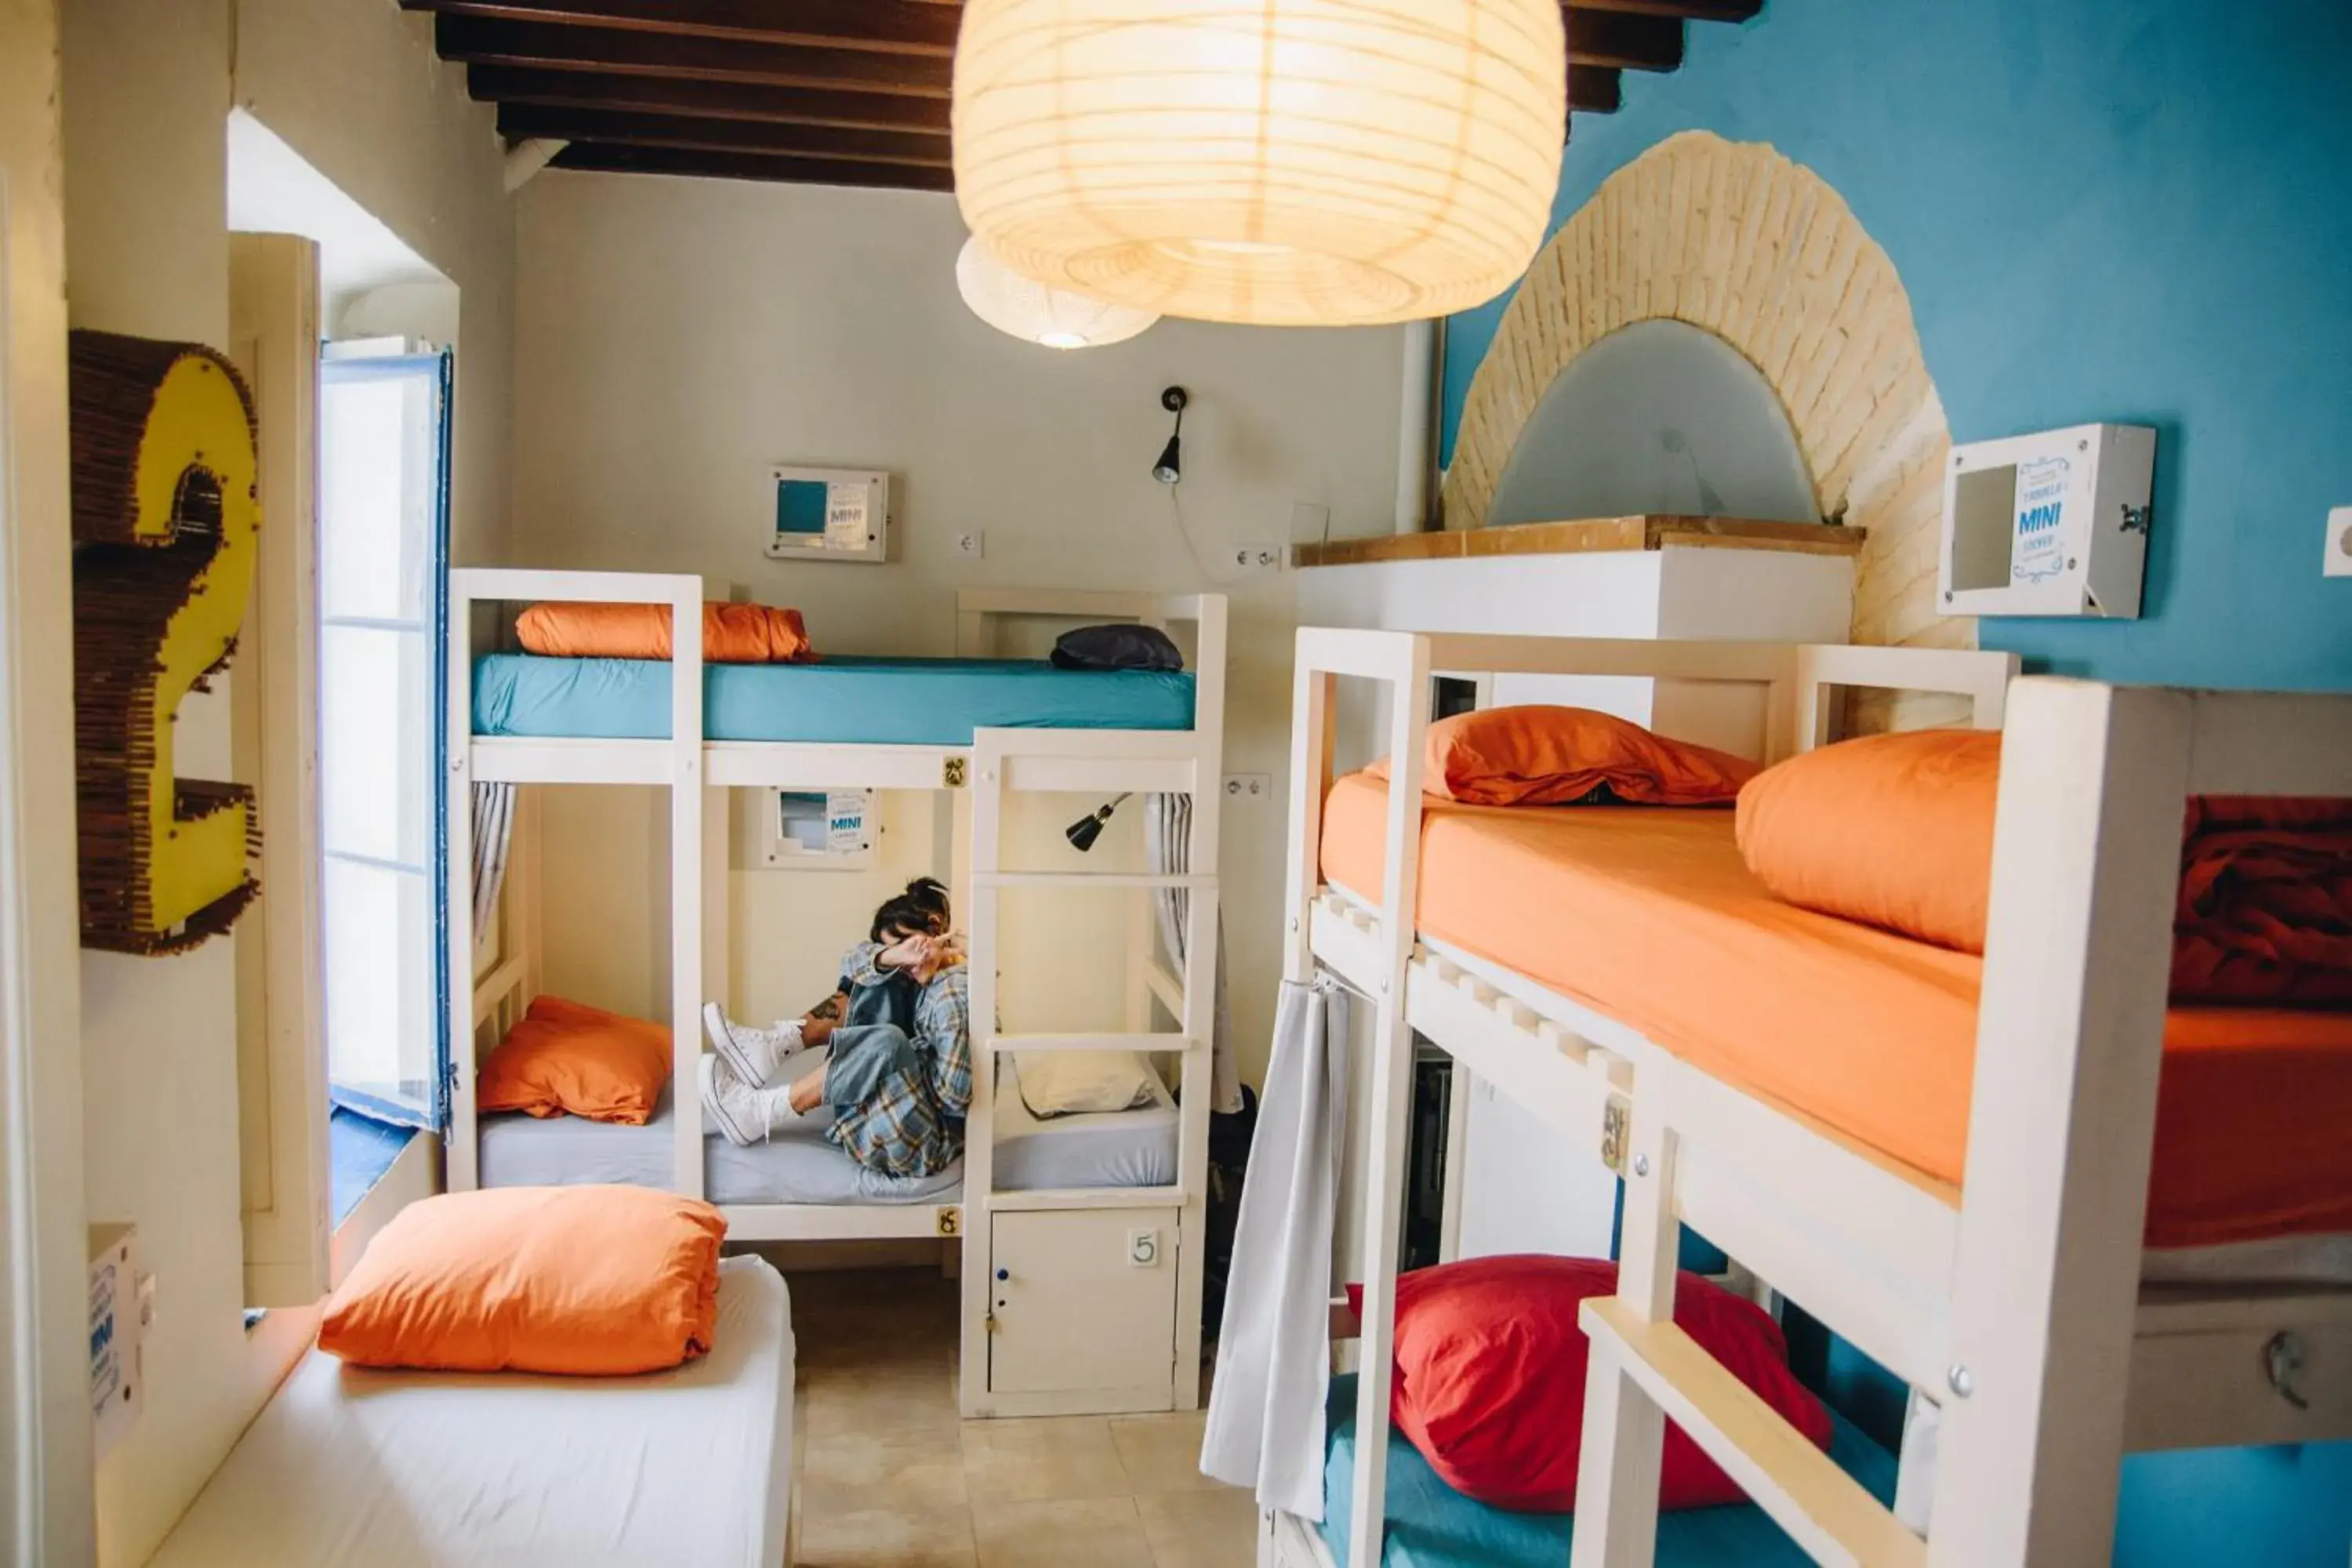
[1368,706,1759,808]
[1345,1255,1831,1512]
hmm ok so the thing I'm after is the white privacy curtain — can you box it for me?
[1147,792,1242,1113]
[1200,978,1351,1519]
[471,782,515,955]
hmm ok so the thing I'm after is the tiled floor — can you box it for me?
[787,1265,1258,1568]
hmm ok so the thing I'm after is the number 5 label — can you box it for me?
[70,332,263,954]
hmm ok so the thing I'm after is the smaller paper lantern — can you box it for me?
[956,238,1159,350]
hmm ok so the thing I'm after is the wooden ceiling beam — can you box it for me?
[468,65,954,133]
[1569,0,1761,21]
[1568,64,1622,114]
[500,104,953,167]
[403,0,959,56]
[1566,9,1684,71]
[434,15,953,97]
[550,141,956,192]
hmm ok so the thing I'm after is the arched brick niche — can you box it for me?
[1445,132,1967,662]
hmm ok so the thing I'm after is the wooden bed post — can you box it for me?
[668,580,707,1200]
[1571,1104,1679,1568]
[1929,678,2190,1566]
[445,575,481,1191]
[1175,592,1227,1412]
[1282,656,1334,988]
[1345,633,1432,1568]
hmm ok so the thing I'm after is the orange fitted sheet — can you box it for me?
[1321,771,2352,1250]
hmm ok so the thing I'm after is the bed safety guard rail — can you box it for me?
[1286,623,2352,1566]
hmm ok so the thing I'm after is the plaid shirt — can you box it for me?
[826,942,973,1178]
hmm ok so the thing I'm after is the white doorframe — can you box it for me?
[0,0,100,1552]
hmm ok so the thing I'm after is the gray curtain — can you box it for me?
[471,782,516,954]
[1199,978,1351,1516]
[1146,791,1241,1113]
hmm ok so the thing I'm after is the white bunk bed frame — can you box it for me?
[1269,628,2352,1568]
[445,569,1226,1418]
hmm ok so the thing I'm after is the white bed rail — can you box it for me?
[452,568,1230,1425]
[1281,626,2028,1568]
[447,568,706,1196]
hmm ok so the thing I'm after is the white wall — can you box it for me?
[0,0,96,1555]
[56,2,511,1559]
[510,172,1406,1088]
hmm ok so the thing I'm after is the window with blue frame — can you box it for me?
[317,349,452,1132]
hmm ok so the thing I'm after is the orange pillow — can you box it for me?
[1737,728,2000,953]
[479,995,670,1124]
[1370,706,1759,807]
[320,1185,724,1375]
[515,601,815,663]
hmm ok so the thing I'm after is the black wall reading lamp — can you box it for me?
[1152,387,1186,485]
[1065,793,1132,852]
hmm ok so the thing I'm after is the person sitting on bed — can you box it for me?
[699,876,949,1070]
[699,880,973,1178]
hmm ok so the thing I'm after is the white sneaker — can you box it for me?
[702,1002,805,1088]
[700,1054,806,1148]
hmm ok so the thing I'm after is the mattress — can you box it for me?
[151,1256,793,1568]
[473,652,1196,745]
[1316,1372,1895,1568]
[1320,772,2352,1252]
[477,1056,1178,1202]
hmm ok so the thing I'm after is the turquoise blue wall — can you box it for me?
[1442,0,2352,693]
[1450,2,2352,1559]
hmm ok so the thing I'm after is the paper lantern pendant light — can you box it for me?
[956,237,1159,349]
[953,0,1568,328]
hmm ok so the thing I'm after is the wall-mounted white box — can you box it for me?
[1937,423,2155,619]
[89,1224,143,1461]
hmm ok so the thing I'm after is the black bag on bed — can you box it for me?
[1050,623,1184,673]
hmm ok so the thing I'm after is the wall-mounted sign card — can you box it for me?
[766,466,891,564]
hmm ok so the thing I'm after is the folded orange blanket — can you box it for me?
[516,600,815,663]
[1739,731,2352,1004]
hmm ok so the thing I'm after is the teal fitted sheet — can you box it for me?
[1317,1374,1898,1568]
[472,653,1196,746]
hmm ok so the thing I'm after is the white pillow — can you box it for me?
[1014,1051,1158,1117]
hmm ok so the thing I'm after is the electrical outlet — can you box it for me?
[1127,1229,1160,1267]
[2327,508,2352,578]
[1229,543,1286,574]
[954,528,986,560]
[1222,772,1272,801]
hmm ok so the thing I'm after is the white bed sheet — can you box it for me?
[477,1056,1178,1201]
[151,1256,794,1568]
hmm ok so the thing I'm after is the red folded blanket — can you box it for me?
[2173,827,2352,1005]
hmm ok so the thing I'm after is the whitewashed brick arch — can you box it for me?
[1444,131,1965,655]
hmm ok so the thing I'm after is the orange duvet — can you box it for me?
[1322,772,2352,1250]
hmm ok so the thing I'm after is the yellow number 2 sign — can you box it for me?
[71,331,263,955]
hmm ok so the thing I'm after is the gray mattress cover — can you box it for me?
[477,1057,1178,1203]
